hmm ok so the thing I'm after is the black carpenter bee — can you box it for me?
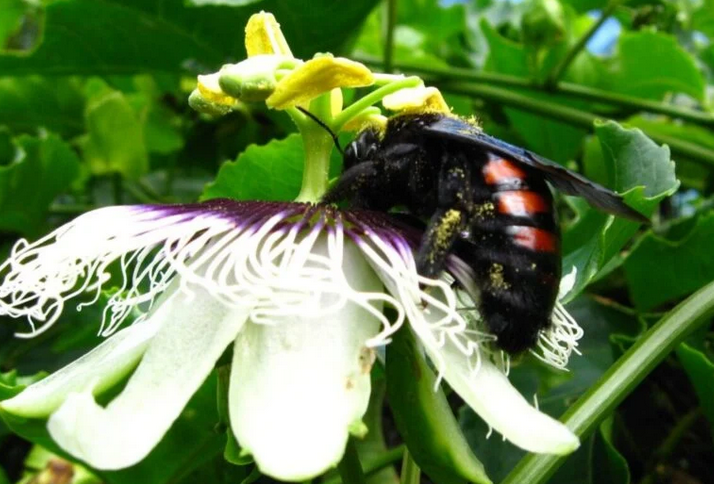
[315,111,647,354]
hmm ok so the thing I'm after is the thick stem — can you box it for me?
[353,57,714,127]
[501,279,714,484]
[294,125,334,203]
[292,96,335,203]
[383,0,398,73]
[544,0,625,88]
[441,82,714,168]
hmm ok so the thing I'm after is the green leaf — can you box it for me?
[559,0,606,13]
[0,132,81,235]
[481,20,587,162]
[355,373,399,484]
[590,417,630,484]
[386,328,491,484]
[0,77,85,136]
[561,120,678,302]
[603,31,705,101]
[624,116,714,191]
[188,0,263,5]
[624,213,714,311]
[81,89,148,180]
[201,134,305,202]
[0,0,25,46]
[692,0,714,37]
[0,0,379,75]
[142,104,184,155]
[677,343,714,442]
[545,421,630,484]
[1,373,224,484]
[397,0,466,43]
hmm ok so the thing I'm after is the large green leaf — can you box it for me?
[0,132,81,235]
[201,134,305,202]
[481,19,588,162]
[0,77,85,137]
[692,0,714,37]
[677,343,714,443]
[0,0,379,75]
[603,31,705,101]
[561,120,678,302]
[0,0,26,47]
[624,214,714,311]
[81,88,148,180]
[201,132,342,202]
[624,116,714,191]
[397,0,466,43]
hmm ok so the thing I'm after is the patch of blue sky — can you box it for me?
[586,14,621,55]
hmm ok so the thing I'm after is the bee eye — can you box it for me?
[365,144,378,159]
[344,143,359,169]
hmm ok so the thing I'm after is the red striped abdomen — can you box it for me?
[465,154,562,353]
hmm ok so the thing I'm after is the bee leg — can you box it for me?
[322,161,382,207]
[415,207,466,278]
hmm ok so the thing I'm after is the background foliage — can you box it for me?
[0,0,713,483]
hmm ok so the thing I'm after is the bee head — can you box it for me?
[344,129,381,170]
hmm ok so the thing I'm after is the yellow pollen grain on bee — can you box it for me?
[489,262,511,290]
[473,201,495,219]
[436,209,462,248]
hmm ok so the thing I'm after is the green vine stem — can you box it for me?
[383,0,397,73]
[501,279,714,484]
[544,0,626,87]
[337,439,367,484]
[332,76,422,131]
[354,57,714,127]
[441,82,714,168]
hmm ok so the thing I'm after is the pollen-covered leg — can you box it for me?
[322,161,384,207]
[415,208,466,278]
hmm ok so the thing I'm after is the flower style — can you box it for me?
[0,11,582,482]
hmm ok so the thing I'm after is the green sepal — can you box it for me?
[386,328,492,484]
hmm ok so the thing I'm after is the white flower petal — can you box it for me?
[229,240,382,480]
[1,317,161,418]
[424,337,579,455]
[46,286,250,470]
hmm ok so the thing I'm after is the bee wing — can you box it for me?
[423,117,649,223]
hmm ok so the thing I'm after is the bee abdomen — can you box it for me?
[472,244,561,354]
[466,154,562,352]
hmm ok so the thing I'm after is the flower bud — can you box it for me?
[522,0,566,46]
[218,55,299,102]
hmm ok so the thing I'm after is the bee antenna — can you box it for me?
[296,107,344,156]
